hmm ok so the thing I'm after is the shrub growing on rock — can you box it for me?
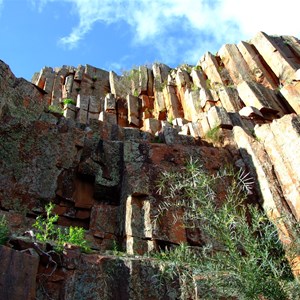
[33,202,90,252]
[154,158,300,299]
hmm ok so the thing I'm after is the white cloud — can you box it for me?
[30,0,300,64]
[29,0,51,12]
[219,0,300,38]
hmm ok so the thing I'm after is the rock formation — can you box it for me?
[0,31,300,299]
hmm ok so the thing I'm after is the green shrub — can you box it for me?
[205,78,212,89]
[193,65,202,71]
[48,105,63,115]
[0,215,9,245]
[190,83,200,92]
[55,226,90,253]
[33,203,91,252]
[154,158,300,299]
[133,89,139,97]
[205,126,221,143]
[62,98,76,105]
[180,63,192,74]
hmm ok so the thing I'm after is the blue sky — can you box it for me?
[0,0,299,81]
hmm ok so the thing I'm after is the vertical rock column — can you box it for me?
[233,125,300,274]
[255,114,300,220]
[251,32,300,83]
[122,141,154,254]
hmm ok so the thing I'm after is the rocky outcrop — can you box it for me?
[1,31,300,298]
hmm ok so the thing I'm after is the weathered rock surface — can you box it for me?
[1,31,300,299]
[36,253,180,300]
[0,246,39,300]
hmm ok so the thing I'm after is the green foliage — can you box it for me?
[250,129,261,142]
[109,240,126,257]
[205,126,221,143]
[55,226,90,253]
[190,83,200,92]
[33,203,91,252]
[133,89,139,97]
[117,67,140,97]
[0,215,9,245]
[33,202,58,242]
[167,115,174,125]
[193,65,202,72]
[179,63,192,74]
[152,135,164,144]
[154,158,300,299]
[154,78,168,92]
[63,98,76,105]
[205,78,212,89]
[48,105,63,115]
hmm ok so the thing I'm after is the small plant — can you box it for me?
[33,202,59,242]
[114,67,140,97]
[205,78,212,89]
[152,135,163,144]
[226,84,236,89]
[110,240,126,257]
[167,115,174,125]
[218,65,224,73]
[75,87,81,93]
[193,65,202,71]
[0,215,9,245]
[190,83,200,92]
[33,203,91,252]
[205,126,221,143]
[133,89,139,97]
[250,129,261,142]
[92,76,97,82]
[154,78,168,92]
[48,105,63,115]
[62,98,76,106]
[56,226,90,253]
[180,63,192,74]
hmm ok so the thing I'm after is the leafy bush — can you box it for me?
[62,98,76,105]
[154,158,300,299]
[33,203,90,252]
[0,215,9,245]
[55,226,90,253]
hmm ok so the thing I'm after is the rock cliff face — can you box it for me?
[0,31,300,299]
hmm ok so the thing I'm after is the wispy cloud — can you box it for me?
[30,0,300,64]
[29,0,50,12]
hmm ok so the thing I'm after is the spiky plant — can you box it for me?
[153,158,300,300]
